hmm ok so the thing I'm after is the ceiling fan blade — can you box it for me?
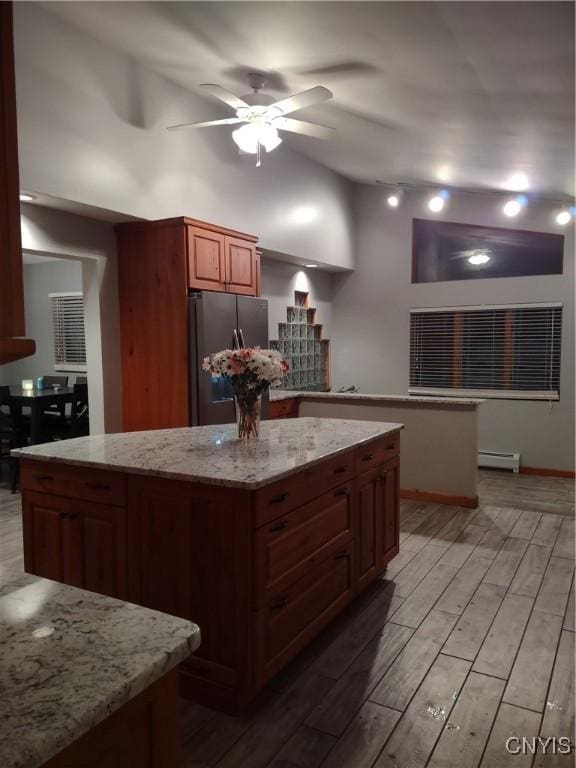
[274,117,334,140]
[269,86,333,116]
[200,83,249,111]
[167,118,245,131]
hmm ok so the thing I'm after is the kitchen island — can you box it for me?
[14,417,402,713]
[0,573,199,768]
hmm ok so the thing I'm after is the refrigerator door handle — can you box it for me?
[238,328,246,349]
[232,329,240,349]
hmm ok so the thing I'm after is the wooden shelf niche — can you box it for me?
[270,291,330,391]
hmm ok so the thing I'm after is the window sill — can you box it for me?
[409,388,560,402]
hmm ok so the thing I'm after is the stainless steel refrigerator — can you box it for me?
[189,292,269,425]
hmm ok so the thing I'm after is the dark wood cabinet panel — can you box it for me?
[268,398,299,420]
[380,457,400,565]
[127,476,253,698]
[0,3,35,363]
[254,542,354,685]
[22,491,127,599]
[43,670,180,768]
[117,222,190,431]
[255,481,354,605]
[188,226,226,291]
[224,236,257,296]
[356,466,380,591]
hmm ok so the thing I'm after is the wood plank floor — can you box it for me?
[1,469,574,768]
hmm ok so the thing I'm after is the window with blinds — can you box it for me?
[410,303,562,399]
[50,292,87,371]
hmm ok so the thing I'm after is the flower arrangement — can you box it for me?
[202,347,289,439]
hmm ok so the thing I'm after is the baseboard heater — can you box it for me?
[478,450,520,473]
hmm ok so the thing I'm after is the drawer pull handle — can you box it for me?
[361,453,374,462]
[59,511,69,519]
[270,493,289,504]
[334,550,348,560]
[271,596,288,612]
[334,488,349,497]
[334,466,348,474]
[269,520,289,533]
[34,474,54,482]
[386,443,396,450]
[84,482,110,491]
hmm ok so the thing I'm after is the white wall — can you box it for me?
[13,2,354,271]
[260,258,334,343]
[17,205,122,434]
[332,185,575,471]
[0,259,83,385]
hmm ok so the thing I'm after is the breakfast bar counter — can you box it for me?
[14,417,403,712]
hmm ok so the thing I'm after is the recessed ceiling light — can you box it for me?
[468,252,491,266]
[503,197,523,217]
[19,192,36,202]
[555,209,572,226]
[505,173,529,191]
[428,191,448,213]
[387,194,400,208]
[436,165,453,183]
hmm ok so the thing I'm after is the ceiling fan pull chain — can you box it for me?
[256,140,262,168]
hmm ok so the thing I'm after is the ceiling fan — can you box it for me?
[167,73,335,166]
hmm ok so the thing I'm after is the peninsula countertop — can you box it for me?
[0,574,200,768]
[269,389,484,408]
[13,417,403,490]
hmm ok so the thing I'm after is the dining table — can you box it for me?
[8,386,75,445]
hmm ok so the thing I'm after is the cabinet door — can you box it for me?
[22,492,69,583]
[224,236,257,296]
[379,457,400,566]
[22,492,127,599]
[356,467,381,591]
[75,500,128,599]
[187,226,226,291]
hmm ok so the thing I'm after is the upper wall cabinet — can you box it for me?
[0,3,35,364]
[186,226,257,295]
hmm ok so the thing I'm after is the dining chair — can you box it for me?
[41,374,70,420]
[0,386,27,493]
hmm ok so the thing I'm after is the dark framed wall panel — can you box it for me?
[412,219,564,284]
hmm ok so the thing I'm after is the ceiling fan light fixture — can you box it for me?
[232,122,282,154]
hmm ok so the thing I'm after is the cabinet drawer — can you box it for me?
[253,450,355,528]
[21,460,126,507]
[254,543,354,685]
[268,398,299,420]
[255,481,354,606]
[355,432,400,474]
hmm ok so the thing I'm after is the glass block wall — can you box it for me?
[269,291,330,391]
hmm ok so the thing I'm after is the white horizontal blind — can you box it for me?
[410,304,562,399]
[50,292,87,371]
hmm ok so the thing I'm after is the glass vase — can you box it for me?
[234,394,262,440]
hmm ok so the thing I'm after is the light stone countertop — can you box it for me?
[0,574,200,768]
[12,417,403,490]
[269,389,484,408]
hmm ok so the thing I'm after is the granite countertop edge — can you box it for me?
[12,422,403,490]
[1,576,201,768]
[269,389,485,407]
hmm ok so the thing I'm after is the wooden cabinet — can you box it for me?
[187,226,226,292]
[22,491,127,599]
[117,217,259,432]
[268,397,299,420]
[42,670,181,768]
[21,431,400,714]
[356,455,400,591]
[224,235,257,295]
[0,3,35,364]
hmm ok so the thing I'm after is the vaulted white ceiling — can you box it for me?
[40,1,575,197]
